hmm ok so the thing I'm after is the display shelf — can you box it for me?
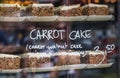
[24,64,86,73]
[86,15,114,21]
[57,16,87,22]
[24,63,113,72]
[0,63,113,73]
[26,16,59,22]
[86,63,113,69]
[0,15,114,22]
[0,17,26,22]
[58,15,114,22]
[56,64,86,71]
[0,69,22,73]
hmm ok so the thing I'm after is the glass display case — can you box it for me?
[0,0,119,78]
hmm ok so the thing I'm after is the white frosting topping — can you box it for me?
[0,54,20,58]
[82,3,108,9]
[0,4,21,8]
[85,51,105,55]
[58,50,75,52]
[32,3,53,7]
[54,52,80,56]
[21,53,51,58]
[61,4,80,10]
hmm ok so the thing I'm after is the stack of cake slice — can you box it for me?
[54,52,81,66]
[26,3,54,16]
[21,53,51,68]
[81,51,107,64]
[82,3,109,15]
[0,54,20,69]
[58,4,82,16]
[0,4,21,16]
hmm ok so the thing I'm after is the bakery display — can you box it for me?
[82,3,109,15]
[0,54,20,69]
[58,4,82,16]
[27,3,54,16]
[54,52,81,66]
[81,51,107,64]
[0,3,114,22]
[0,4,21,16]
[21,53,51,68]
[0,50,112,72]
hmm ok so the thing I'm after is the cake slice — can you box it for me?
[0,4,21,16]
[81,51,107,64]
[21,53,51,68]
[27,3,54,16]
[58,4,82,16]
[0,54,20,69]
[54,52,81,66]
[82,3,109,15]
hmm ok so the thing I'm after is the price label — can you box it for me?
[94,46,100,52]
[93,44,115,65]
[106,44,115,53]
